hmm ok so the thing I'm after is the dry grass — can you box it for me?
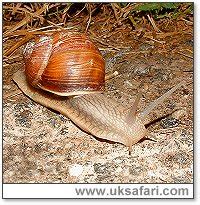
[3,3,193,57]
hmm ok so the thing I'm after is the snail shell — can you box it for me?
[24,31,105,96]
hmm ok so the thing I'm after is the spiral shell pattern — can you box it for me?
[24,32,105,96]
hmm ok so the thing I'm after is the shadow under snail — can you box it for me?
[13,31,185,152]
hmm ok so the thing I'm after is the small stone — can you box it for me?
[68,164,83,177]
[160,117,180,128]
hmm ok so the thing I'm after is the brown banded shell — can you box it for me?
[24,32,105,96]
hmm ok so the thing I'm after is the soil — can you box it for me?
[3,6,193,183]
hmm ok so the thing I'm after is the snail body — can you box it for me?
[13,70,147,149]
[13,31,184,151]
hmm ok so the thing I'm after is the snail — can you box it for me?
[12,31,185,152]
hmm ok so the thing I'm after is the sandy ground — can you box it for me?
[3,31,193,183]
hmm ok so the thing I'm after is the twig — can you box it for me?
[4,25,77,39]
[147,14,162,33]
[73,4,86,17]
[111,3,119,22]
[3,64,10,68]
[180,49,193,54]
[85,3,92,32]
[4,5,44,21]
[46,19,64,29]
[145,36,165,44]
[91,36,120,51]
[180,17,193,26]
[4,34,34,57]
[177,51,193,59]
[4,54,21,61]
[28,23,64,32]
[4,3,48,36]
